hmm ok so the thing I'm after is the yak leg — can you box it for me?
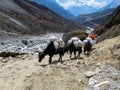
[58,54,62,62]
[87,50,91,55]
[38,53,41,62]
[84,48,87,55]
[84,47,86,55]
[49,55,53,64]
[74,51,77,59]
[77,51,80,58]
[87,48,91,55]
[78,48,82,58]
[70,51,72,59]
[58,48,63,62]
[87,51,89,55]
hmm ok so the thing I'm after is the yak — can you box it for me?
[38,42,64,64]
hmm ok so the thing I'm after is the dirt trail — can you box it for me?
[0,36,120,90]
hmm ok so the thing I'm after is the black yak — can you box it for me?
[38,42,64,64]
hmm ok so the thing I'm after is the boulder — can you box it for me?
[94,81,110,90]
[85,71,97,78]
[85,68,101,78]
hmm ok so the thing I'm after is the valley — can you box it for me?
[0,0,120,90]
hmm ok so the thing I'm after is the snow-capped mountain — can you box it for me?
[97,0,120,12]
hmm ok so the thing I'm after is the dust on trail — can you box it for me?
[0,36,120,90]
[0,53,88,90]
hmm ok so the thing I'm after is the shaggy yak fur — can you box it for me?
[65,41,82,59]
[84,40,92,55]
[39,42,64,64]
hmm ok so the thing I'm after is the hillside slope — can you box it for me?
[93,6,120,42]
[0,0,82,35]
[74,8,115,28]
[0,36,120,90]
[30,0,74,20]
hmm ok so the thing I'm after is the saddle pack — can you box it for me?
[83,37,96,46]
[48,36,65,49]
[68,37,83,48]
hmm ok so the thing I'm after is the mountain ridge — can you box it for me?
[30,0,74,20]
[93,6,120,42]
[0,0,83,35]
[74,8,115,28]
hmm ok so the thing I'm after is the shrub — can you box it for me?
[0,52,24,58]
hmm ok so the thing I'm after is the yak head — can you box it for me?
[38,52,45,62]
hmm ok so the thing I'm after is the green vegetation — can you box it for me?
[0,52,24,58]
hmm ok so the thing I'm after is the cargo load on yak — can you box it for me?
[48,36,65,49]
[48,36,58,42]
[57,37,65,48]
[68,37,83,48]
[88,34,95,40]
[83,37,96,46]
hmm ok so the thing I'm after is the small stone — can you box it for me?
[57,62,61,66]
[77,78,81,83]
[2,59,7,63]
[74,64,81,67]
[96,63,100,66]
[9,56,12,59]
[85,71,96,78]
[95,68,101,74]
[89,78,98,86]
[27,74,32,77]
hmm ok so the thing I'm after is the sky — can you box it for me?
[55,0,113,10]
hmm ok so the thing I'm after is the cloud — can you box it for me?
[55,0,108,9]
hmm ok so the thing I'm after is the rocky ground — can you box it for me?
[0,35,120,90]
[0,29,63,53]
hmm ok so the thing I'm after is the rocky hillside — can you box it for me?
[0,31,64,54]
[0,36,120,90]
[93,6,120,42]
[74,8,115,28]
[0,0,82,35]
